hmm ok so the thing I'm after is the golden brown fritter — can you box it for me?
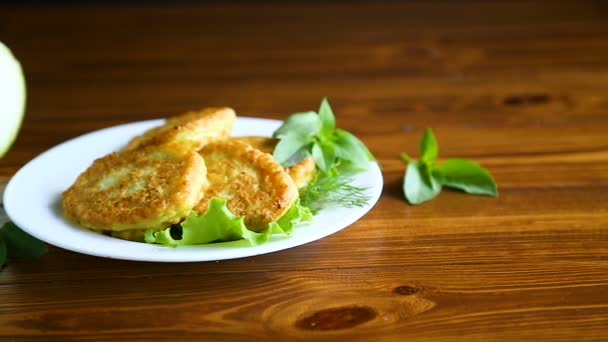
[124,107,236,151]
[195,140,299,231]
[108,229,147,242]
[233,136,278,154]
[232,136,317,189]
[62,145,208,232]
[287,157,316,189]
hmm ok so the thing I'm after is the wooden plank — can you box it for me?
[0,262,606,341]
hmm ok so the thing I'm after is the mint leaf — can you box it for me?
[318,97,336,137]
[0,222,47,258]
[438,158,498,196]
[273,131,313,167]
[0,238,6,269]
[273,111,320,138]
[419,128,438,163]
[403,162,442,205]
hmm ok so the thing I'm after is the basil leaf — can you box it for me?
[400,152,414,164]
[282,147,311,168]
[403,162,442,205]
[337,129,375,161]
[0,238,6,269]
[421,162,443,192]
[318,97,336,138]
[333,129,374,170]
[312,142,336,173]
[272,98,375,177]
[0,222,47,258]
[273,132,313,167]
[273,111,321,138]
[438,158,498,196]
[419,128,438,163]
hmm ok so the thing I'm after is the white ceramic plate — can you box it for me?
[4,117,383,262]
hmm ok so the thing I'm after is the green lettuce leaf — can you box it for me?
[269,198,313,235]
[145,198,312,247]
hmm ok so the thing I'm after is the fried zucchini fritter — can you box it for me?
[63,145,208,232]
[287,157,316,189]
[195,140,299,231]
[108,229,147,242]
[233,136,316,189]
[233,136,278,154]
[124,107,236,151]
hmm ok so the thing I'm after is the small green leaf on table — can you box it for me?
[438,158,498,196]
[403,162,442,205]
[401,128,498,205]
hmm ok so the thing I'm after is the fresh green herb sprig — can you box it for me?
[401,128,498,205]
[0,221,48,270]
[272,98,375,212]
[299,173,370,214]
[273,98,375,175]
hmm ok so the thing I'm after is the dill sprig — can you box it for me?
[299,174,371,214]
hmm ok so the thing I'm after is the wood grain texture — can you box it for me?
[0,1,607,340]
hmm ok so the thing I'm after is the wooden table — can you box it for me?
[1,1,607,340]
